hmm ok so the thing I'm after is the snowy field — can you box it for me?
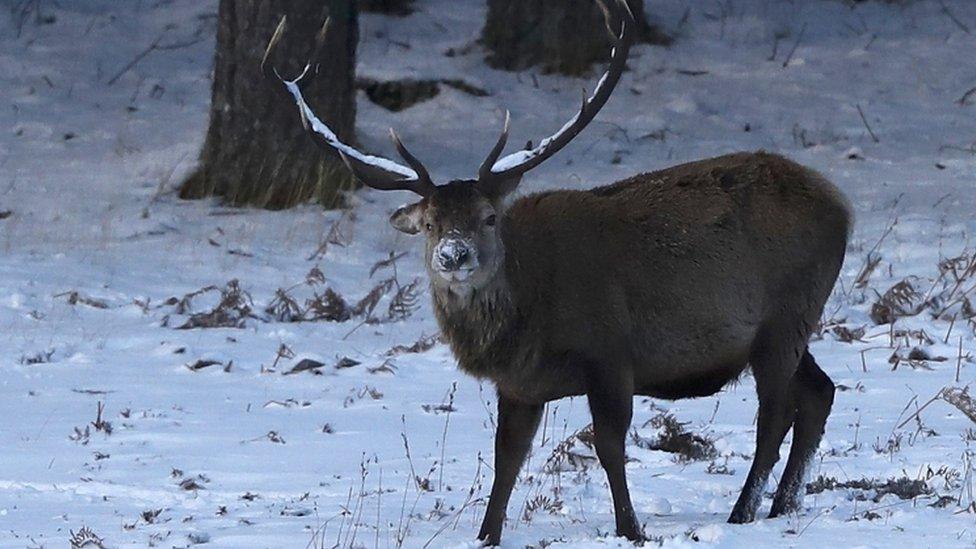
[2,0,976,547]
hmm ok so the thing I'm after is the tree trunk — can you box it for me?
[180,0,357,209]
[481,0,670,76]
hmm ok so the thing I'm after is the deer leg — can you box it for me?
[586,370,643,541]
[477,394,543,546]
[769,350,834,518]
[729,331,800,524]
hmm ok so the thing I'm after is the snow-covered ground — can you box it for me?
[2,0,976,547]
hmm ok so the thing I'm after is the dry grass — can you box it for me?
[544,425,598,473]
[633,411,718,463]
[943,387,976,424]
[169,261,423,330]
[176,279,254,329]
[806,475,932,502]
[69,526,105,549]
[386,333,441,357]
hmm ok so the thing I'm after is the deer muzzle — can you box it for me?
[433,236,479,280]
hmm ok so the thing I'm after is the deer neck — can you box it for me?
[430,272,519,379]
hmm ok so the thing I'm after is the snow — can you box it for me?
[490,52,613,174]
[2,0,976,548]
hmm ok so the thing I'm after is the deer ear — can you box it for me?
[390,201,425,234]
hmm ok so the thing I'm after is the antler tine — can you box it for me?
[477,0,634,196]
[478,110,511,181]
[272,18,435,197]
[389,128,436,191]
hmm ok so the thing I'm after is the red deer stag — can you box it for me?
[275,0,850,543]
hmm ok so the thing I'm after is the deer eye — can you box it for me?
[425,223,433,232]
[485,215,496,227]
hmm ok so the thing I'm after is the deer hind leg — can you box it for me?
[728,323,803,524]
[478,394,543,546]
[769,349,834,518]
[585,363,644,542]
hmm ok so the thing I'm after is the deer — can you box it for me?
[273,0,850,544]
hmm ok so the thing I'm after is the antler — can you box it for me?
[271,18,436,197]
[477,0,635,196]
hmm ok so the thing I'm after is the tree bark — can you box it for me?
[180,0,357,209]
[481,0,670,76]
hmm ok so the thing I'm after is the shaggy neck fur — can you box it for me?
[430,273,520,381]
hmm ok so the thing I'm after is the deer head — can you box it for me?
[278,0,634,293]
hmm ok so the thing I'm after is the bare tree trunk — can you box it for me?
[481,0,670,76]
[180,0,357,209]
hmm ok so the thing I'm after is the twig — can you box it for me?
[107,32,167,86]
[957,336,964,384]
[768,34,781,61]
[958,86,976,106]
[857,103,880,143]
[940,0,971,34]
[438,382,458,491]
[422,496,486,549]
[846,216,896,296]
[782,22,807,68]
[107,31,206,86]
[375,467,382,549]
[939,143,976,156]
[795,505,834,537]
[945,313,957,344]
[896,388,945,430]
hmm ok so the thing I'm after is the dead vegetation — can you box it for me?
[56,290,110,309]
[868,251,976,326]
[264,266,422,325]
[174,469,210,491]
[282,358,326,375]
[70,401,113,445]
[356,76,489,112]
[19,348,54,365]
[385,333,440,356]
[895,386,976,432]
[164,263,425,330]
[522,493,565,522]
[943,387,976,424]
[69,526,105,549]
[870,277,924,325]
[173,279,254,329]
[544,425,598,473]
[185,358,230,372]
[806,475,932,502]
[632,411,718,463]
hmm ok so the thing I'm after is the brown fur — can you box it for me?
[432,151,849,402]
[415,151,850,543]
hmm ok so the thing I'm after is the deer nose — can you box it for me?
[436,238,473,271]
[439,246,469,271]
